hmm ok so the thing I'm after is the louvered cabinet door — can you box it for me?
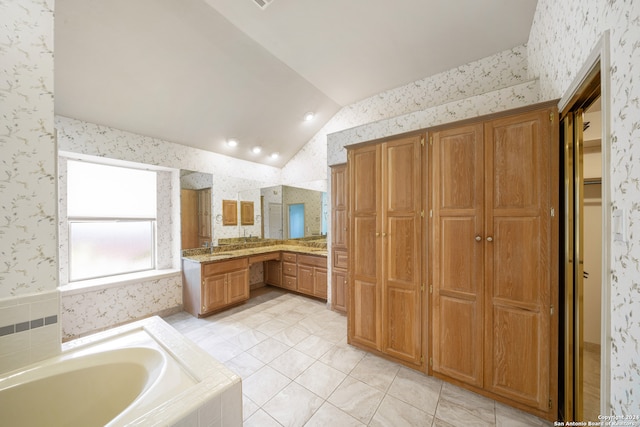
[431,124,485,386]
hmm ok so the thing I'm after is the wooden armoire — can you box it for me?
[344,102,558,420]
[429,104,558,419]
[347,133,425,369]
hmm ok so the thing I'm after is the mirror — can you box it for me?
[247,182,328,240]
[180,170,213,249]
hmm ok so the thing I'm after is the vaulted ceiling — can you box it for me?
[55,0,538,167]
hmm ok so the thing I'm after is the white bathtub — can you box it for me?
[0,316,242,427]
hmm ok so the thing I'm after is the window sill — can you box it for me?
[60,269,182,296]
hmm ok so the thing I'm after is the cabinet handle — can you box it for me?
[475,235,482,242]
[486,236,493,242]
[376,232,380,237]
[382,232,387,237]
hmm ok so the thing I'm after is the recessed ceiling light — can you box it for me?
[252,146,262,154]
[270,152,279,159]
[303,112,315,121]
[226,138,238,147]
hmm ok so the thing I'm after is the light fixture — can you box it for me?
[252,146,262,154]
[303,111,315,121]
[270,152,279,159]
[226,138,238,147]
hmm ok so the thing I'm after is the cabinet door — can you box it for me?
[202,273,226,313]
[332,268,348,313]
[483,109,553,411]
[381,135,423,365]
[348,144,382,349]
[315,267,328,298]
[331,164,348,249]
[198,188,212,238]
[265,260,282,286]
[227,269,249,304]
[181,189,199,249]
[431,124,484,386]
[297,264,315,295]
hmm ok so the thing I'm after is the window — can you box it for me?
[67,160,157,281]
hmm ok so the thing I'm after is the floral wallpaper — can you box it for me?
[528,0,640,417]
[0,0,60,373]
[285,45,532,178]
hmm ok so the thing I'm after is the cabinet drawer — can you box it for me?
[282,262,297,277]
[332,249,348,269]
[203,258,248,276]
[282,275,297,290]
[282,252,297,263]
[249,252,280,264]
[298,254,327,268]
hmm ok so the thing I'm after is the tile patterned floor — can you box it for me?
[164,287,552,427]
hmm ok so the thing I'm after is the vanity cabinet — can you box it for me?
[265,260,282,287]
[297,254,328,299]
[281,252,298,291]
[183,258,249,317]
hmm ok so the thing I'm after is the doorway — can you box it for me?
[288,203,305,238]
[560,51,609,421]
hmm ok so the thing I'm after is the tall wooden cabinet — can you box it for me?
[430,105,558,419]
[331,164,348,313]
[347,134,424,368]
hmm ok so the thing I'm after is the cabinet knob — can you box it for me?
[382,232,387,237]
[486,236,493,242]
[475,235,482,242]
[376,232,380,237]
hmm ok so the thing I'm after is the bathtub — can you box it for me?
[0,316,242,427]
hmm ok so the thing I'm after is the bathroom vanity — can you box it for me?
[182,241,327,317]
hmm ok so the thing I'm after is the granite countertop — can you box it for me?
[182,241,328,264]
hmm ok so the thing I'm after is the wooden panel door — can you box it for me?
[202,273,226,312]
[431,124,485,386]
[332,268,348,312]
[381,136,423,365]
[181,189,199,249]
[331,164,348,249]
[315,268,328,298]
[483,109,553,411]
[227,269,249,304]
[348,145,382,349]
[198,188,212,239]
[297,264,315,295]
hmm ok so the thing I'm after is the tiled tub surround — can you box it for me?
[0,291,61,374]
[1,316,242,426]
[164,288,550,426]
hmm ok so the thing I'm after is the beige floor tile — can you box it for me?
[246,337,290,363]
[295,360,347,399]
[226,328,268,351]
[319,343,366,374]
[439,382,495,423]
[244,409,282,427]
[495,402,552,427]
[242,395,260,420]
[224,351,264,379]
[350,353,401,392]
[370,394,434,427]
[272,325,310,346]
[243,365,291,406]
[256,318,290,336]
[199,339,243,363]
[270,348,315,379]
[435,398,494,427]
[263,382,324,427]
[327,376,385,424]
[387,367,442,415]
[294,335,334,359]
[304,402,365,427]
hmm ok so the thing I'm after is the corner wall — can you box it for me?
[0,0,60,373]
[527,0,640,416]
